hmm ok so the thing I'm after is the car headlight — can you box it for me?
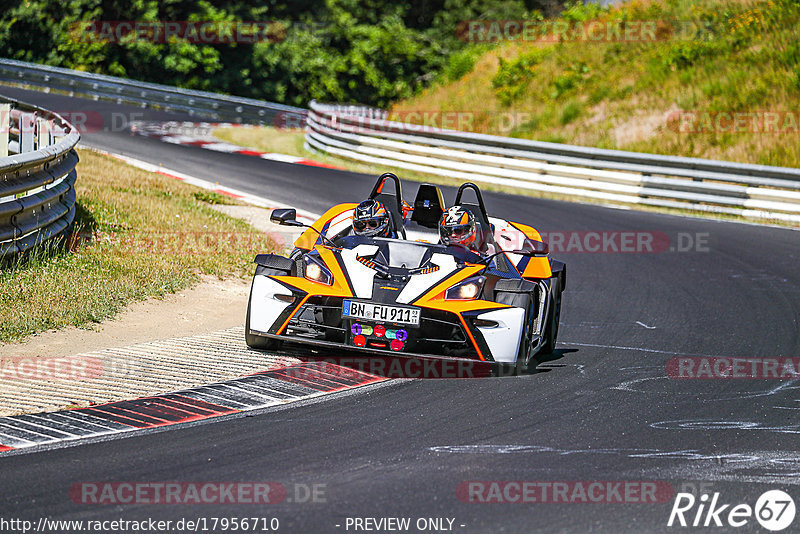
[303,256,333,286]
[445,276,485,300]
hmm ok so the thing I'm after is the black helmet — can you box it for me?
[439,206,476,248]
[353,199,391,237]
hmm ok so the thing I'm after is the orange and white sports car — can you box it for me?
[245,173,565,375]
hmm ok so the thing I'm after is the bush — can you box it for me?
[550,61,590,99]
[656,40,727,71]
[491,48,547,105]
[559,100,582,124]
[442,47,480,82]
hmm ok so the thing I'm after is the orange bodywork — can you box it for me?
[518,257,552,279]
[270,247,354,299]
[508,221,552,279]
[411,263,510,361]
[294,203,358,251]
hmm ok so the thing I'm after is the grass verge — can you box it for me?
[213,126,308,156]
[0,149,278,343]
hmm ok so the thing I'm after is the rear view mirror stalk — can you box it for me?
[270,208,340,249]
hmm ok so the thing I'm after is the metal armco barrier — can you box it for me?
[0,97,80,257]
[0,58,305,126]
[306,101,800,223]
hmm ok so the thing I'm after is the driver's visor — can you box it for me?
[440,224,473,240]
[354,218,385,232]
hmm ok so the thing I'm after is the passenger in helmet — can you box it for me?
[439,206,477,251]
[352,199,396,238]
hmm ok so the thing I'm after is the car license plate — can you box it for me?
[342,300,420,326]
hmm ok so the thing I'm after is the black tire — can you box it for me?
[245,268,288,352]
[540,280,562,355]
[495,291,534,376]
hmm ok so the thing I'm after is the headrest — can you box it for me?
[411,184,445,228]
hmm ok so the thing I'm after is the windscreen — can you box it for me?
[385,241,432,269]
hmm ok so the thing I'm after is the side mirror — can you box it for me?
[512,238,548,256]
[270,208,303,227]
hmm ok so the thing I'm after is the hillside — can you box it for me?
[391,0,800,168]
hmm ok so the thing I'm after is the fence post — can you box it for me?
[19,112,36,153]
[36,117,51,150]
[0,102,9,157]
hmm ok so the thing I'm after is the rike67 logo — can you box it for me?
[668,490,795,531]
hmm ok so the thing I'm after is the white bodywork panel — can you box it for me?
[490,216,528,253]
[405,227,439,244]
[475,307,525,363]
[396,253,458,304]
[248,275,294,333]
[339,244,379,299]
[325,210,355,240]
[490,216,532,274]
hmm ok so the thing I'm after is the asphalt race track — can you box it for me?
[2,86,800,533]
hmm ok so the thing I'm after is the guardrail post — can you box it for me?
[19,112,36,153]
[36,117,51,150]
[0,103,9,158]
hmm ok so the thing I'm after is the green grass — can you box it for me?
[0,149,278,343]
[213,126,307,155]
[391,0,800,167]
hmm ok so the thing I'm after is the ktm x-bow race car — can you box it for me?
[246,173,565,375]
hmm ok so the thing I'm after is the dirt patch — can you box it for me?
[612,103,679,147]
[0,204,303,360]
[0,201,310,415]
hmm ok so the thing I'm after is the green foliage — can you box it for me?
[587,85,610,105]
[550,61,589,99]
[442,47,482,82]
[192,191,236,205]
[559,0,607,23]
[655,40,727,70]
[559,99,582,124]
[0,0,539,108]
[491,48,546,105]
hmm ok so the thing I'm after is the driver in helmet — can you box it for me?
[352,199,396,238]
[439,206,479,253]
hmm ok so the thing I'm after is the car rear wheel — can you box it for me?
[540,280,562,355]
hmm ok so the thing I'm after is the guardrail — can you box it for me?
[0,97,80,257]
[0,58,306,126]
[306,101,800,223]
